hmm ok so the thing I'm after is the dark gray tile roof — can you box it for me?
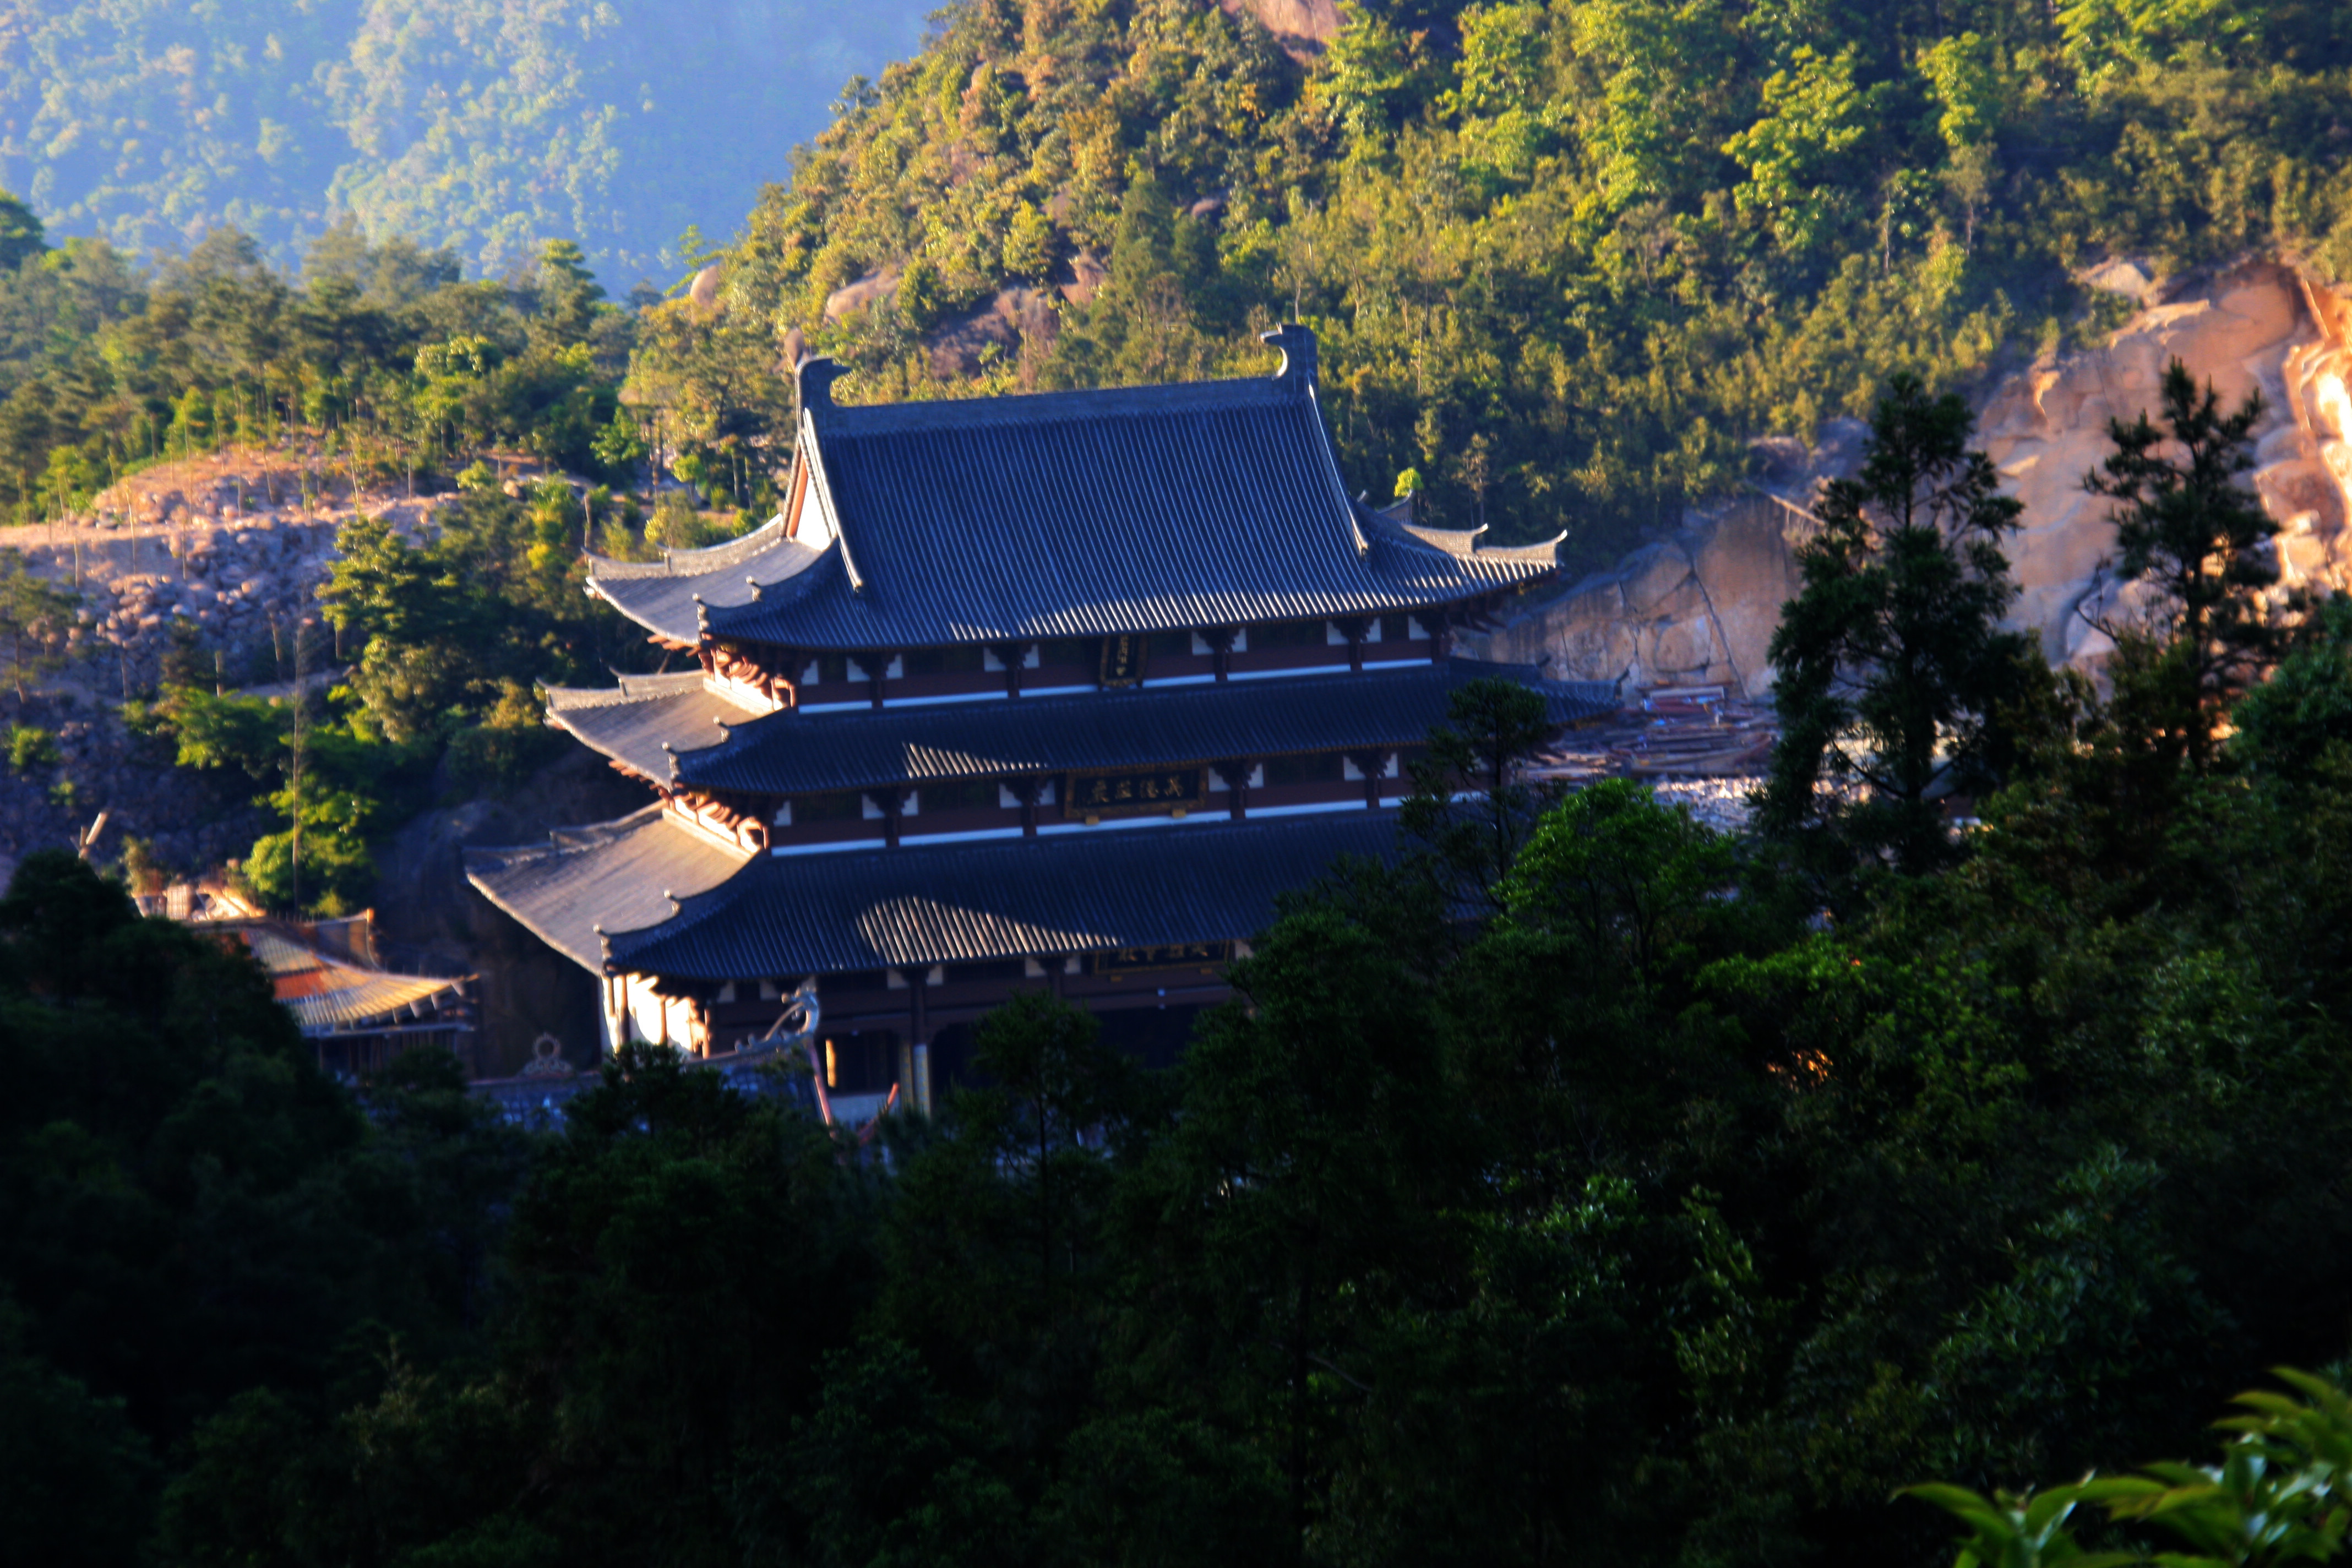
[464,805,753,972]
[605,812,1400,980]
[671,658,1618,796]
[586,518,825,645]
[545,672,766,781]
[706,354,1555,651]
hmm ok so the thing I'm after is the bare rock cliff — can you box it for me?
[1473,260,2352,696]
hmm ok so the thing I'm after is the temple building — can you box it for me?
[467,326,1610,1119]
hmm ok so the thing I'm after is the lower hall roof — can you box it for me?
[543,671,767,781]
[464,805,754,971]
[475,808,1401,982]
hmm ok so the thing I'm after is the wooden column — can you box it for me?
[1349,751,1387,809]
[1203,627,1238,683]
[872,787,911,848]
[997,641,1033,699]
[1007,775,1047,839]
[1337,616,1369,673]
[907,984,927,1113]
[867,651,892,710]
[1219,759,1255,820]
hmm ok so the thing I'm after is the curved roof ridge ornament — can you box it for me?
[1261,321,1318,390]
[797,399,865,595]
[796,355,849,415]
[1262,323,1369,559]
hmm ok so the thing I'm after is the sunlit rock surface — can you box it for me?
[1474,260,2352,696]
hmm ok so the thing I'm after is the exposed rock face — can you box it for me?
[1477,495,1812,695]
[1474,260,2352,695]
[824,254,1096,373]
[1221,0,1340,59]
[823,265,902,323]
[1975,259,2344,663]
[928,285,1060,377]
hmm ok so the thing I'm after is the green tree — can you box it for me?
[0,190,43,273]
[2084,356,2279,770]
[1397,676,1561,921]
[1722,45,1870,257]
[1761,373,2034,876]
[0,550,76,703]
[2230,592,2352,786]
[1129,907,1469,1552]
[1910,1370,2352,1568]
[0,1300,159,1568]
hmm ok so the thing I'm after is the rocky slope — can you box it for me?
[1476,260,2352,696]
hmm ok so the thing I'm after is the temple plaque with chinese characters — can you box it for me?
[1093,940,1234,974]
[1098,633,1147,687]
[1063,765,1206,819]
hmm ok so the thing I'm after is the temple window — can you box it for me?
[1262,752,1347,787]
[794,790,862,823]
[924,778,1000,814]
[900,645,988,677]
[1253,619,1327,649]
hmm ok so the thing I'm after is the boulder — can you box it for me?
[823,265,902,324]
[1219,0,1340,59]
[1476,495,1805,696]
[1059,251,1107,308]
[927,286,1060,377]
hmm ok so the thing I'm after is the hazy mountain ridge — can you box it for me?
[0,0,928,285]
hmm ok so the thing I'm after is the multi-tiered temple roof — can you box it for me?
[467,327,1597,1109]
[585,329,1558,651]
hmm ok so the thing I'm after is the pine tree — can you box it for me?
[2084,356,2279,772]
[1760,374,2034,876]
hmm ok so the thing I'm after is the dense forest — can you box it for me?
[8,0,2350,565]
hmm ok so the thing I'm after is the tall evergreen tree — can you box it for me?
[2084,356,2279,771]
[1760,374,2033,877]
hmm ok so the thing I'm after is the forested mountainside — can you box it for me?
[2,1,2350,564]
[726,0,2352,559]
[0,0,927,285]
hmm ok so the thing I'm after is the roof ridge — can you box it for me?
[542,670,716,710]
[819,374,1295,437]
[586,515,806,580]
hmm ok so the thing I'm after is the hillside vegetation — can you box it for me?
[724,0,2352,558]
